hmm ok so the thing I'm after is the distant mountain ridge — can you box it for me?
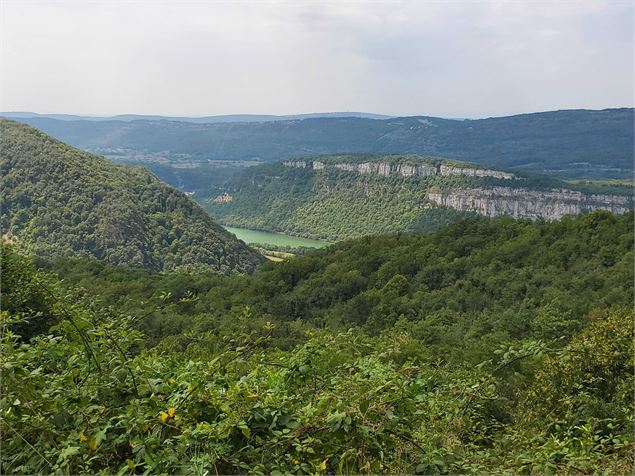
[1,111,393,123]
[7,108,633,179]
[0,119,265,273]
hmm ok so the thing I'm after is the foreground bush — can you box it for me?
[1,253,632,474]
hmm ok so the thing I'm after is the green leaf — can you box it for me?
[59,446,81,459]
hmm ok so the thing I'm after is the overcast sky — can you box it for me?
[1,0,633,118]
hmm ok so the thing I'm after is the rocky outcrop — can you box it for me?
[282,159,513,179]
[2,232,17,244]
[426,187,631,220]
[283,160,308,168]
[211,193,233,204]
[439,165,514,180]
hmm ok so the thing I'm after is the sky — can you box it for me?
[1,0,633,118]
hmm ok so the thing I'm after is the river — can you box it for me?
[223,226,330,248]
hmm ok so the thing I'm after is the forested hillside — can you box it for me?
[2,211,633,474]
[206,156,632,241]
[0,119,264,273]
[12,107,634,178]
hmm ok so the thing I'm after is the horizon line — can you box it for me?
[1,106,633,122]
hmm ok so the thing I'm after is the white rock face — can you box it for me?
[397,164,417,176]
[283,160,307,168]
[283,160,514,179]
[377,162,392,176]
[426,187,631,220]
[414,164,438,177]
[439,165,515,180]
[357,162,376,174]
[210,193,233,204]
[334,163,359,172]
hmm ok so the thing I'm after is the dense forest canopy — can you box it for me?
[11,107,634,179]
[0,119,264,274]
[2,210,633,474]
[39,211,635,353]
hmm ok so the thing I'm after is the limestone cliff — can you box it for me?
[426,187,631,220]
[282,160,514,180]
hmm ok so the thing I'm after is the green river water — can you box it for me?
[223,226,330,248]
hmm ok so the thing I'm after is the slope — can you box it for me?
[0,119,264,273]
[39,210,634,350]
[3,211,633,474]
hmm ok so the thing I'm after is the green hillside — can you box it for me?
[3,211,633,474]
[205,157,472,241]
[14,107,635,179]
[204,155,631,242]
[0,119,264,274]
[41,210,634,349]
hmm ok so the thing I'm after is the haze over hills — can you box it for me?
[1,111,393,123]
[8,108,633,179]
[0,119,264,273]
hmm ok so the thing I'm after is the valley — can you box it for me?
[3,1,634,474]
[2,119,633,475]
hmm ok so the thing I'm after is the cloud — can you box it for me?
[1,0,632,117]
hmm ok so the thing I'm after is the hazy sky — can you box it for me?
[1,0,633,118]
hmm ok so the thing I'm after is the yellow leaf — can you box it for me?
[79,432,88,442]
[167,407,176,418]
[319,459,328,471]
[88,438,98,451]
[159,411,168,422]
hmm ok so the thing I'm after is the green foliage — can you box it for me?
[467,307,635,474]
[0,119,264,274]
[0,246,57,340]
[525,307,634,430]
[46,210,631,361]
[1,245,632,474]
